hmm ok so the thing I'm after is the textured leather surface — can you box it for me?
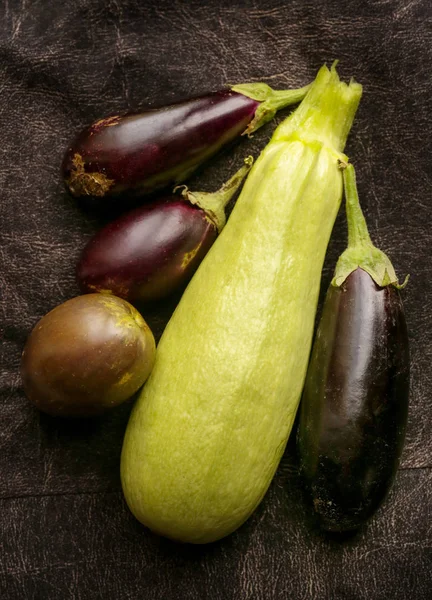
[1,0,431,598]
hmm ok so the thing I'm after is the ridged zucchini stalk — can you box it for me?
[120,64,363,544]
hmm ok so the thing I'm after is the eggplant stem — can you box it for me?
[231,82,311,136]
[213,156,254,207]
[343,163,373,249]
[181,157,254,232]
[332,162,404,289]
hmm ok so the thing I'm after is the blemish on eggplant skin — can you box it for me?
[181,245,201,269]
[66,153,115,197]
[92,115,122,130]
[116,372,133,386]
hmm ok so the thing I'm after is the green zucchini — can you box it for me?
[120,64,363,544]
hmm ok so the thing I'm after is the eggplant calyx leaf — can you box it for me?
[332,244,409,289]
[176,157,254,232]
[182,189,224,231]
[231,82,311,136]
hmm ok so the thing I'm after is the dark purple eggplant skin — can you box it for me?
[62,91,258,203]
[297,267,410,532]
[76,197,217,304]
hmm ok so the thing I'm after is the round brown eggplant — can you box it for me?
[21,294,156,417]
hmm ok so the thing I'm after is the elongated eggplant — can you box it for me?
[62,81,309,204]
[76,157,253,304]
[297,163,410,533]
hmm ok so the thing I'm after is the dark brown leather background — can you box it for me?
[1,1,431,598]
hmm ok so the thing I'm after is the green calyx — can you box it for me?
[176,156,254,232]
[332,162,408,289]
[230,82,311,136]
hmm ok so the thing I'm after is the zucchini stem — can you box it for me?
[271,63,363,153]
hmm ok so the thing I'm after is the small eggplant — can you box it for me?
[62,81,309,204]
[297,163,410,533]
[21,294,156,417]
[76,157,253,304]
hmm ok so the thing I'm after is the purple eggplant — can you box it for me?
[297,163,410,533]
[62,81,309,204]
[76,157,253,304]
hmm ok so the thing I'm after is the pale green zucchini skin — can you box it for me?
[121,65,362,544]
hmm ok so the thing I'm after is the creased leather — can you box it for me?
[0,0,431,598]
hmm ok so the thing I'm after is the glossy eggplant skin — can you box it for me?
[62,91,258,202]
[297,267,410,532]
[76,197,217,304]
